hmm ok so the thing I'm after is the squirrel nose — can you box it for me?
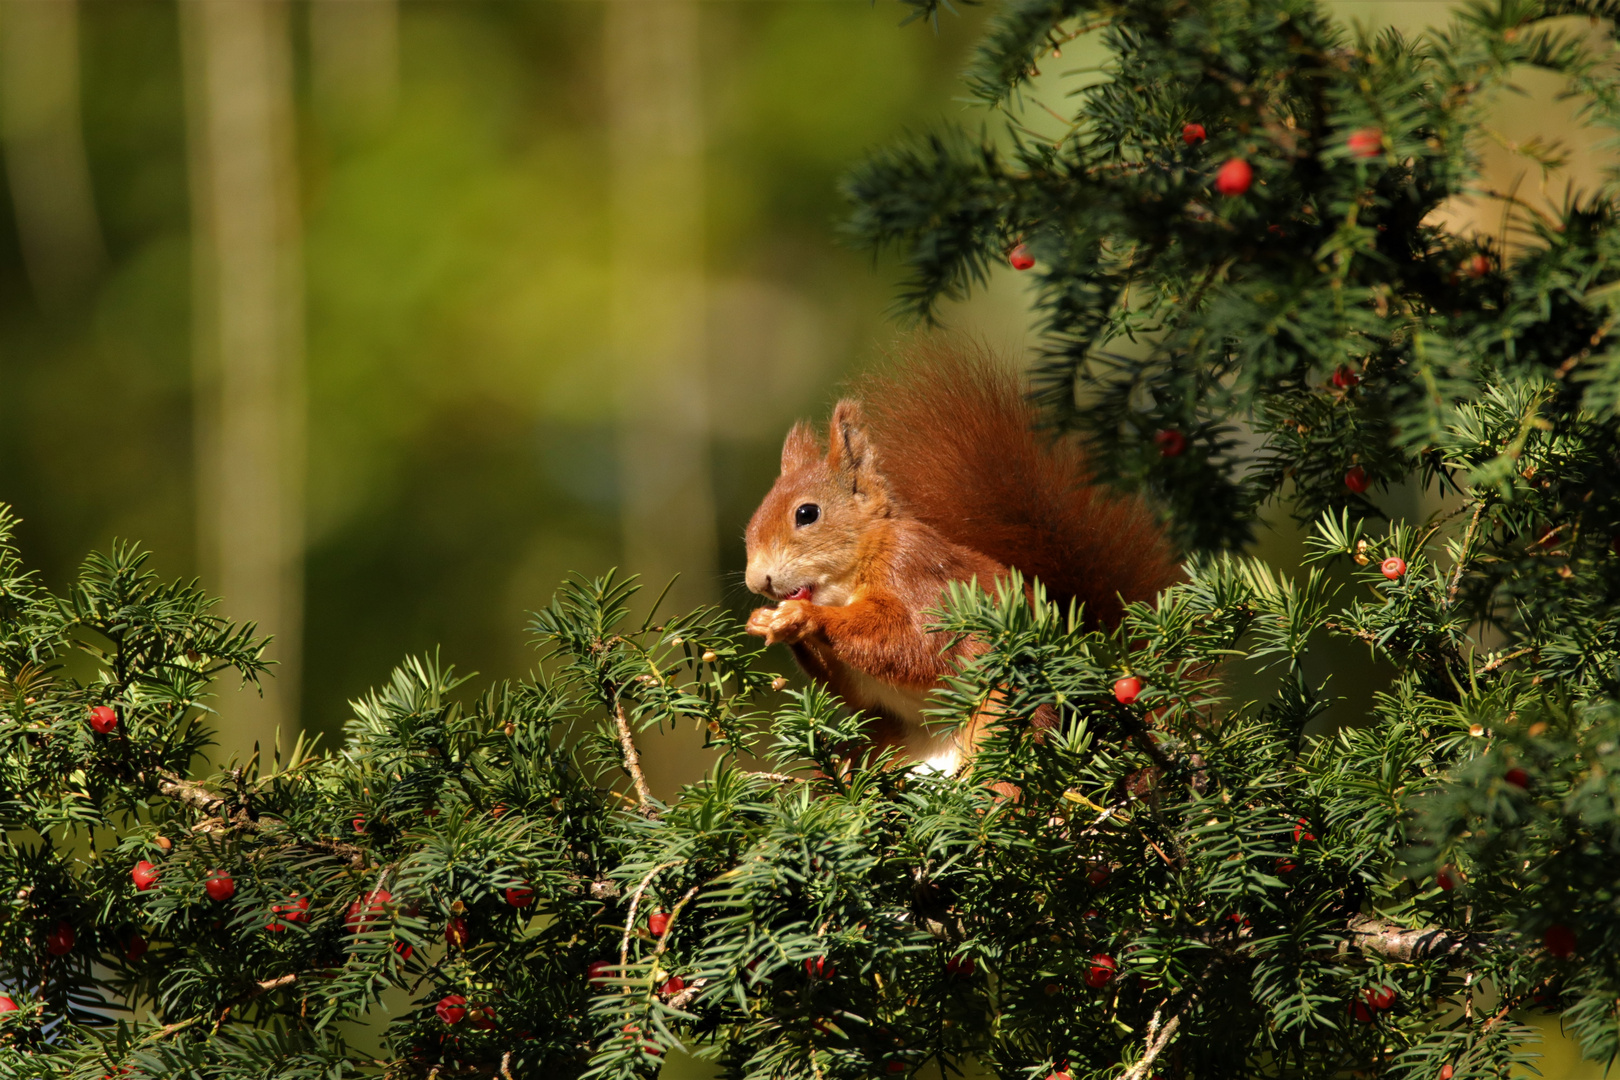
[765,574,773,595]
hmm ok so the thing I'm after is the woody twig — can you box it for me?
[613,699,655,810]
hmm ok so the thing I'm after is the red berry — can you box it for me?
[436,994,468,1025]
[89,706,118,734]
[1214,158,1253,196]
[887,1063,907,1074]
[394,940,414,960]
[1440,1067,1454,1080]
[1008,244,1036,271]
[1293,818,1316,843]
[1087,865,1111,888]
[0,995,16,1013]
[286,895,311,923]
[662,975,686,995]
[267,894,310,931]
[1365,985,1397,1010]
[344,888,391,932]
[648,910,670,936]
[945,954,975,977]
[1113,676,1143,704]
[1276,858,1297,874]
[1048,1073,1072,1080]
[352,816,366,833]
[505,885,533,908]
[1085,953,1117,989]
[1182,123,1206,145]
[1504,767,1530,789]
[1332,366,1360,389]
[1347,127,1383,158]
[1436,865,1460,891]
[1466,253,1490,278]
[624,1023,663,1056]
[471,1005,496,1030]
[1344,466,1370,493]
[804,955,835,980]
[46,921,74,956]
[1544,923,1576,958]
[125,933,147,961]
[1381,557,1406,579]
[588,960,612,986]
[445,916,469,949]
[1154,429,1187,457]
[1350,999,1376,1023]
[131,861,159,892]
[204,871,235,903]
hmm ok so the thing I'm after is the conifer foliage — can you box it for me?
[9,0,1620,1077]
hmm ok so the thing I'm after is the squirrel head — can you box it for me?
[745,399,892,605]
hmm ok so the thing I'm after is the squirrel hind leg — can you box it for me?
[957,692,1059,767]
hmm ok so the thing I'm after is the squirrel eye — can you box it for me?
[794,503,820,527]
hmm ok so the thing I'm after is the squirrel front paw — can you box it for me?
[746,600,818,646]
[745,606,776,638]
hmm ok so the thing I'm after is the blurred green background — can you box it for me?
[0,0,1004,763]
[0,2,1608,1075]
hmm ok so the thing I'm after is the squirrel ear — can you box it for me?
[779,422,822,474]
[827,399,880,495]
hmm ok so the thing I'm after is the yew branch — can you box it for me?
[1342,917,1489,961]
[613,699,655,810]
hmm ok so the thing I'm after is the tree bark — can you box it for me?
[606,0,716,616]
[0,0,105,311]
[309,0,399,139]
[181,0,305,763]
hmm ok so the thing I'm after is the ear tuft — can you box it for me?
[827,399,880,495]
[780,422,822,474]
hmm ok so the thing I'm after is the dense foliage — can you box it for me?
[855,0,1620,553]
[2,490,1615,1080]
[10,0,1620,1076]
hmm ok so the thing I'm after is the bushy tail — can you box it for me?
[855,339,1180,626]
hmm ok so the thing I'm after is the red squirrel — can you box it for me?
[744,340,1180,772]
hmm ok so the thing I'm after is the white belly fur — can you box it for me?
[843,668,961,774]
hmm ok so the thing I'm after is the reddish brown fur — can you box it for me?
[744,339,1180,769]
[854,339,1179,626]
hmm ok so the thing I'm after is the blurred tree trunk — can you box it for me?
[606,0,717,615]
[310,0,398,140]
[0,0,105,312]
[181,0,305,762]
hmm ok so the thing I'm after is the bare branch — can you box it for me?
[1342,917,1489,961]
[1475,647,1533,678]
[748,771,805,784]
[613,699,656,810]
[247,973,298,999]
[1323,618,1380,646]
[651,884,702,959]
[1448,501,1486,604]
[619,860,684,972]
[156,770,366,866]
[1121,994,1189,1080]
[667,976,708,1011]
[156,770,232,816]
